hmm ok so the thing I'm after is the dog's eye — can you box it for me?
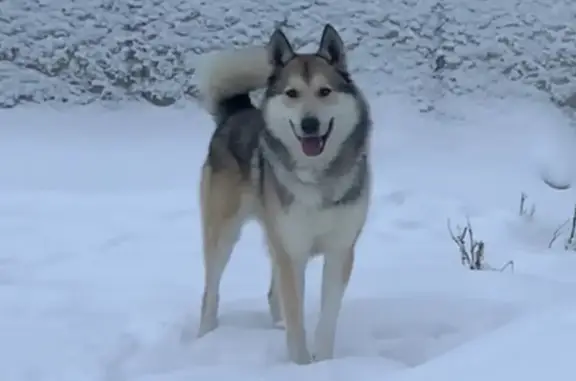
[318,87,332,97]
[285,89,299,98]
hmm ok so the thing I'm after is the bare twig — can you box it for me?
[519,192,527,216]
[480,260,515,273]
[448,218,514,272]
[496,260,515,273]
[447,219,470,266]
[548,219,570,248]
[447,218,486,270]
[564,204,576,250]
[466,218,475,256]
[519,192,536,220]
[473,241,485,270]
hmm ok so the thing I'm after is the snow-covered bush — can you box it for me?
[2,0,576,108]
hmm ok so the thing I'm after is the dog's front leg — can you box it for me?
[313,247,355,361]
[267,237,311,365]
[275,253,310,364]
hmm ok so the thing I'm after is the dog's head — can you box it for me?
[262,24,364,164]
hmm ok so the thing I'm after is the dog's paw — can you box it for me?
[311,349,334,363]
[197,318,218,338]
[272,320,286,330]
[291,352,313,366]
[288,344,312,365]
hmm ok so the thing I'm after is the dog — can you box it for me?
[195,24,372,365]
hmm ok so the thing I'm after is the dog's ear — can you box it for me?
[267,28,294,67]
[317,24,347,70]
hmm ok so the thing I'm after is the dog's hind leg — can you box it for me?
[198,164,245,337]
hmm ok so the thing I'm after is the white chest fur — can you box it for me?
[274,194,369,260]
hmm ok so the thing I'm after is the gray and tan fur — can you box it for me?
[195,24,372,365]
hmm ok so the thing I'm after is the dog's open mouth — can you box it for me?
[290,118,334,157]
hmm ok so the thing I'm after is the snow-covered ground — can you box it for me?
[2,95,576,381]
[3,0,576,108]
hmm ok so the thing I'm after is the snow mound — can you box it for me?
[2,0,576,109]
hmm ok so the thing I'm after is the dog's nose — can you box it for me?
[300,117,320,135]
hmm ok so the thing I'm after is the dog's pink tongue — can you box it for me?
[301,137,323,157]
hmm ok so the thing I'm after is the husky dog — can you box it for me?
[195,24,372,365]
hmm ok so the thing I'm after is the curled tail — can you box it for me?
[195,46,271,122]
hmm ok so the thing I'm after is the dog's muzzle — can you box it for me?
[289,117,334,157]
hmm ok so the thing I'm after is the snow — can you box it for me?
[1,94,576,380]
[4,0,576,376]
[2,0,576,108]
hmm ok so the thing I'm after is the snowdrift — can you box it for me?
[2,0,576,108]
